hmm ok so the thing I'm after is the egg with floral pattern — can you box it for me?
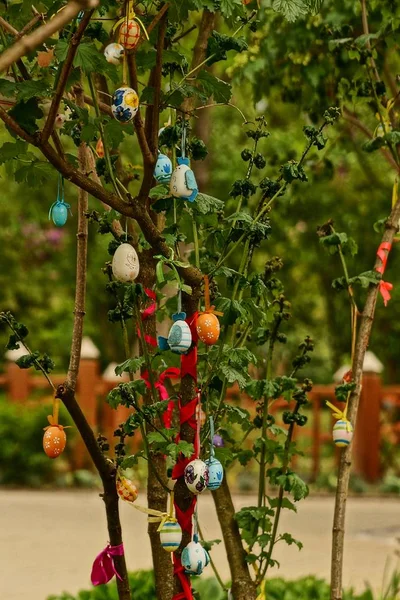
[111,87,139,124]
[116,475,139,503]
[104,43,124,65]
[184,459,209,495]
[196,313,220,345]
[43,425,67,459]
[119,19,141,50]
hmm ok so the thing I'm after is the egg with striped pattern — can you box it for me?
[160,520,182,552]
[333,420,353,447]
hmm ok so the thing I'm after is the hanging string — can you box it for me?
[181,120,186,160]
[177,289,182,314]
[209,416,215,458]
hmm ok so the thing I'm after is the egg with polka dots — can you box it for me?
[43,425,67,459]
[196,313,220,345]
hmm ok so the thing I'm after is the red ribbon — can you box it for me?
[375,242,393,306]
[181,313,198,379]
[379,280,393,306]
[137,288,157,347]
[141,367,180,428]
[173,555,193,600]
[91,543,124,586]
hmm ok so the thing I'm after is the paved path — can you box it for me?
[0,490,399,599]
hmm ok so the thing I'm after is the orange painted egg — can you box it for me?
[116,476,139,503]
[119,20,141,50]
[196,404,206,427]
[43,426,67,459]
[196,313,220,345]
[96,138,104,158]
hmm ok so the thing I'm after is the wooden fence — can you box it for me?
[1,354,399,482]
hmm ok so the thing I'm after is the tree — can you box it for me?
[1,2,397,600]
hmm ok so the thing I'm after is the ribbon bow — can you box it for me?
[131,491,177,532]
[112,1,149,40]
[141,367,180,427]
[379,280,393,307]
[326,401,352,432]
[91,543,124,586]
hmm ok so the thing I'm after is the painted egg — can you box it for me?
[333,419,354,447]
[96,138,104,158]
[43,426,67,459]
[205,456,223,491]
[168,320,192,354]
[160,520,182,552]
[196,313,220,345]
[184,459,209,495]
[154,153,172,183]
[169,160,198,202]
[196,404,206,427]
[51,202,68,227]
[111,86,139,124]
[104,43,124,65]
[116,475,138,503]
[212,434,224,448]
[112,243,140,282]
[181,539,210,575]
[55,113,66,129]
[119,19,141,50]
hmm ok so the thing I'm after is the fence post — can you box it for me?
[5,347,30,402]
[74,337,100,468]
[353,351,383,483]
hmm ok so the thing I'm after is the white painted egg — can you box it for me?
[181,539,210,575]
[112,243,140,282]
[54,114,66,129]
[159,520,182,552]
[184,459,209,495]
[104,43,124,65]
[111,87,139,124]
[119,19,141,50]
[205,456,223,491]
[170,164,192,198]
[333,419,354,447]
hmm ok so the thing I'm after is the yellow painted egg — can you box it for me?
[43,425,67,459]
[196,313,220,345]
[116,476,139,503]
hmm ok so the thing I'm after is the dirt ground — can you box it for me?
[1,490,399,600]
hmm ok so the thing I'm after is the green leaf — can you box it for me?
[149,184,170,199]
[193,193,224,215]
[206,31,248,66]
[16,80,50,102]
[197,70,232,103]
[54,39,69,62]
[362,136,385,153]
[8,98,42,135]
[279,532,303,549]
[115,357,145,376]
[219,363,248,389]
[220,0,243,17]
[14,160,55,187]
[103,119,126,149]
[0,78,17,98]
[272,0,308,22]
[0,140,28,165]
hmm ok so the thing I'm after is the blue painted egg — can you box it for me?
[168,320,192,354]
[154,153,172,183]
[51,202,68,227]
[333,419,353,447]
[111,87,139,123]
[159,520,182,553]
[181,539,210,575]
[205,456,223,491]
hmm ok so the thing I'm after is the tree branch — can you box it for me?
[127,53,154,165]
[0,1,98,75]
[42,9,95,142]
[330,195,400,600]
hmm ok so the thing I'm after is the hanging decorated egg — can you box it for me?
[49,200,70,227]
[212,434,224,448]
[159,520,182,552]
[104,42,124,65]
[111,87,139,124]
[112,243,140,282]
[158,312,192,354]
[154,153,172,183]
[184,459,209,494]
[169,158,198,202]
[196,404,206,427]
[116,475,139,503]
[119,19,141,49]
[181,537,210,575]
[196,313,220,345]
[96,138,104,158]
[205,456,224,491]
[333,419,354,447]
[43,425,67,459]
[54,113,66,129]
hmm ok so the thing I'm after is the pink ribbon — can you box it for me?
[141,367,180,427]
[91,543,124,586]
